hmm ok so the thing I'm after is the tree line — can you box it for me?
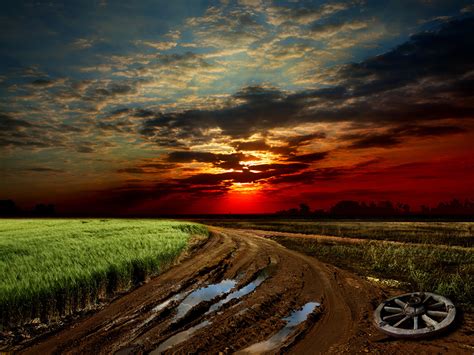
[276,199,474,218]
[0,200,56,216]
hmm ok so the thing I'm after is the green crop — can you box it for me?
[0,219,208,328]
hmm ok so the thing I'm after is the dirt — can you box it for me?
[10,227,473,354]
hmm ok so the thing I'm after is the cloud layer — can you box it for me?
[1,1,473,213]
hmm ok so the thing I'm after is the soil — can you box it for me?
[12,227,474,354]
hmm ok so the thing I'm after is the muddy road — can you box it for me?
[21,228,472,354]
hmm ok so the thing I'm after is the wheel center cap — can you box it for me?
[404,305,425,316]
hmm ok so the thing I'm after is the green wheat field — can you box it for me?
[0,219,208,327]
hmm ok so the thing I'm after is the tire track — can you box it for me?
[21,228,378,354]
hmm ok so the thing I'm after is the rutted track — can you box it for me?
[20,228,382,354]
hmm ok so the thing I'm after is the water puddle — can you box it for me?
[240,302,320,353]
[174,279,237,321]
[137,291,190,330]
[206,273,267,315]
[153,292,188,313]
[150,270,270,354]
[150,320,210,354]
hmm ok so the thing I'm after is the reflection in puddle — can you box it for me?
[151,272,269,353]
[150,320,210,354]
[139,292,190,329]
[241,302,320,353]
[206,274,267,315]
[174,279,237,321]
[153,292,188,313]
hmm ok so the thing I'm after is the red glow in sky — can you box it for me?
[1,2,474,215]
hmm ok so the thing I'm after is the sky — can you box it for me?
[1,0,474,215]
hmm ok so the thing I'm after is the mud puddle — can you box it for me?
[150,269,270,353]
[206,271,268,315]
[174,279,237,321]
[239,301,320,353]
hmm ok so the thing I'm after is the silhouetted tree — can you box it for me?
[430,198,474,216]
[299,203,310,215]
[330,200,361,216]
[34,203,56,216]
[0,200,17,215]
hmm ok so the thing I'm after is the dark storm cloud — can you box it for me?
[132,109,155,118]
[90,157,382,209]
[139,163,176,169]
[117,168,150,174]
[97,120,134,133]
[287,151,329,163]
[339,16,474,97]
[97,182,231,207]
[0,127,65,149]
[92,83,135,97]
[24,167,64,173]
[116,162,178,174]
[0,113,31,130]
[31,78,55,87]
[233,133,326,155]
[76,146,94,153]
[139,85,302,139]
[167,151,256,170]
[0,112,93,152]
[395,124,466,137]
[285,132,327,147]
[345,133,401,149]
[344,124,467,149]
[167,151,217,163]
[269,159,381,185]
[234,139,270,151]
[139,17,474,144]
[180,162,308,185]
[267,2,354,25]
[268,132,327,155]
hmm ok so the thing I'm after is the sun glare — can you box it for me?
[230,181,263,193]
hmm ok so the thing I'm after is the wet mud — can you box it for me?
[13,227,473,354]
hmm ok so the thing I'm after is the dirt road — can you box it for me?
[20,228,472,354]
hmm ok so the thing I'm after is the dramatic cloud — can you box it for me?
[344,124,467,149]
[1,1,473,214]
[138,17,474,151]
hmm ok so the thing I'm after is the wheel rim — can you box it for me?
[374,292,456,338]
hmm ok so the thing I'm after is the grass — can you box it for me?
[259,232,474,309]
[204,220,474,307]
[203,220,474,247]
[0,219,208,328]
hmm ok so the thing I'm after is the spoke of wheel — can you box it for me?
[383,306,403,313]
[383,313,405,321]
[427,310,448,318]
[422,294,432,304]
[394,298,406,308]
[413,316,419,330]
[428,302,445,309]
[421,314,439,328]
[393,315,410,328]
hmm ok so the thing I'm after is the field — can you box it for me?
[204,220,474,309]
[203,220,474,246]
[0,219,208,328]
[2,219,473,353]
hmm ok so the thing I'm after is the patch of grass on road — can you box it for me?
[0,219,208,328]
